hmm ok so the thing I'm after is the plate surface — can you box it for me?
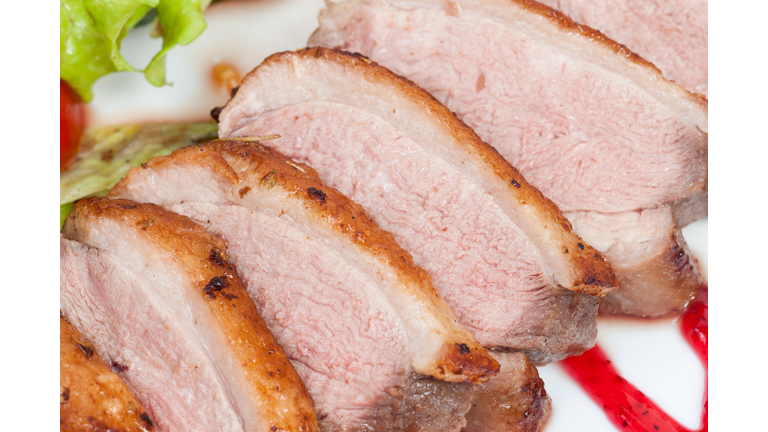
[87,1,709,430]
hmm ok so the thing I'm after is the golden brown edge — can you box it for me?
[60,315,155,432]
[249,47,617,296]
[599,230,702,318]
[204,140,501,383]
[66,197,320,432]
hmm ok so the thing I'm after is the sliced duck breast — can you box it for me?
[60,197,318,432]
[60,314,155,432]
[536,0,708,96]
[309,0,708,317]
[213,48,618,362]
[111,141,499,431]
[567,207,701,317]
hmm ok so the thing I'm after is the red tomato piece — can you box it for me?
[60,79,84,170]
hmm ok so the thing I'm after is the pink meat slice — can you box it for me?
[111,141,497,431]
[537,0,708,96]
[309,0,708,317]
[215,48,618,361]
[60,198,318,432]
[568,207,701,317]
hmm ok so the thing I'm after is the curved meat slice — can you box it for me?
[60,314,155,432]
[111,141,497,431]
[214,47,617,362]
[537,0,707,96]
[464,352,551,432]
[309,0,708,317]
[60,198,318,432]
[568,207,701,317]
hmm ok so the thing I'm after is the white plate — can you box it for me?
[87,2,708,430]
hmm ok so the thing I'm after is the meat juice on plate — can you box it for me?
[82,1,708,430]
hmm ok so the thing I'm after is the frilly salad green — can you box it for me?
[60,122,219,228]
[60,1,217,227]
[60,0,211,101]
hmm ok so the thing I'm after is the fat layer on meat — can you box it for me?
[536,0,707,96]
[60,198,318,432]
[309,0,707,317]
[214,47,616,361]
[568,207,701,316]
[111,141,496,431]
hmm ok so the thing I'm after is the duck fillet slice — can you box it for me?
[214,47,616,361]
[464,351,551,432]
[309,0,708,317]
[60,197,318,432]
[60,315,155,432]
[111,141,497,431]
[536,0,708,96]
[568,207,701,317]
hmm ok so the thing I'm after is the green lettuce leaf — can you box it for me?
[60,121,218,228]
[60,0,209,101]
[60,202,74,229]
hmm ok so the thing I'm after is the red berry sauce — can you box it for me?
[560,286,708,432]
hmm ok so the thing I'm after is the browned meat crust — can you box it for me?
[599,230,702,317]
[206,139,455,310]
[211,139,500,381]
[514,288,599,364]
[464,351,551,432]
[222,47,618,297]
[309,2,706,318]
[114,141,500,384]
[347,377,475,431]
[63,197,319,432]
[60,315,155,432]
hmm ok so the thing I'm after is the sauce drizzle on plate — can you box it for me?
[561,287,708,432]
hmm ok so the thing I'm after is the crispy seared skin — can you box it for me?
[62,197,319,432]
[597,224,701,317]
[211,140,501,382]
[212,47,614,360]
[309,1,707,317]
[60,315,154,432]
[112,142,500,384]
[567,206,703,317]
[218,47,618,298]
[112,142,500,430]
